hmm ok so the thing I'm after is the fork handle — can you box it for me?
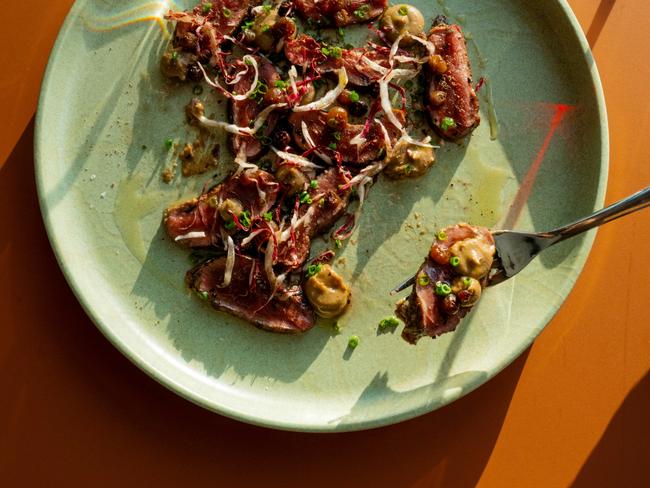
[549,186,650,242]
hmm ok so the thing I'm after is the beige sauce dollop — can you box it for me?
[449,236,495,279]
[304,264,351,318]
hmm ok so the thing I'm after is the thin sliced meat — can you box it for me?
[187,255,315,333]
[293,0,387,27]
[230,55,284,161]
[289,109,404,166]
[284,35,389,87]
[397,260,469,344]
[166,0,254,64]
[164,168,280,247]
[276,168,351,268]
[425,19,480,140]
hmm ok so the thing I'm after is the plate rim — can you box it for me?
[34,0,609,432]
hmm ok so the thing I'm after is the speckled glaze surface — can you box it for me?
[35,0,607,431]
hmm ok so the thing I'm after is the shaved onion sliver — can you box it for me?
[361,56,388,75]
[407,33,437,56]
[379,80,403,131]
[197,102,286,136]
[264,238,276,288]
[293,68,348,112]
[241,229,266,247]
[389,33,406,65]
[376,119,392,153]
[211,55,259,101]
[174,231,207,241]
[279,206,315,242]
[288,65,299,99]
[301,121,333,164]
[221,235,235,287]
[401,134,437,148]
[271,147,324,170]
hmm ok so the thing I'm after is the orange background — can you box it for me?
[1,1,648,486]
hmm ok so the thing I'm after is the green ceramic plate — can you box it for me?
[35,0,607,431]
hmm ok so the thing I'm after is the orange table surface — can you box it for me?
[1,1,648,486]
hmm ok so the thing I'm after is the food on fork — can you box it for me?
[396,224,495,344]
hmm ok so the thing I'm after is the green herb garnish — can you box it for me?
[334,238,342,248]
[440,116,457,131]
[437,230,447,241]
[450,256,460,267]
[164,138,174,150]
[224,219,236,230]
[310,180,318,189]
[378,316,400,330]
[463,277,472,287]
[435,281,452,296]
[306,263,322,278]
[222,6,232,17]
[353,5,369,19]
[274,80,287,89]
[418,274,430,286]
[348,90,360,102]
[398,5,409,15]
[299,191,312,205]
[263,211,273,221]
[328,142,337,150]
[202,3,212,14]
[239,210,251,228]
[348,335,360,348]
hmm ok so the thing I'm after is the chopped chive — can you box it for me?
[222,6,232,17]
[202,3,212,14]
[197,290,209,300]
[310,179,318,189]
[306,263,322,278]
[353,5,369,18]
[242,20,254,31]
[263,211,273,221]
[337,27,345,38]
[435,281,452,296]
[261,24,270,32]
[239,210,251,228]
[418,274,430,286]
[263,4,272,13]
[348,335,360,348]
[334,238,342,248]
[437,230,447,241]
[318,198,325,207]
[299,191,312,205]
[463,277,472,287]
[348,90,360,102]
[450,256,460,266]
[440,116,457,131]
[164,138,174,150]
[398,5,409,15]
[274,80,287,89]
[328,142,337,150]
[378,316,400,330]
[224,219,236,230]
[332,321,341,334]
[171,51,179,62]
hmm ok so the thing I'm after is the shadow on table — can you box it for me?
[586,0,616,48]
[571,371,650,488]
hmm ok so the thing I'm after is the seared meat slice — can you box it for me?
[187,255,315,333]
[293,0,387,27]
[396,224,494,344]
[164,168,279,247]
[230,55,284,161]
[165,0,255,70]
[283,34,390,87]
[288,110,404,166]
[425,18,480,140]
[276,168,351,269]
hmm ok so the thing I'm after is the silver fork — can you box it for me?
[391,186,650,293]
